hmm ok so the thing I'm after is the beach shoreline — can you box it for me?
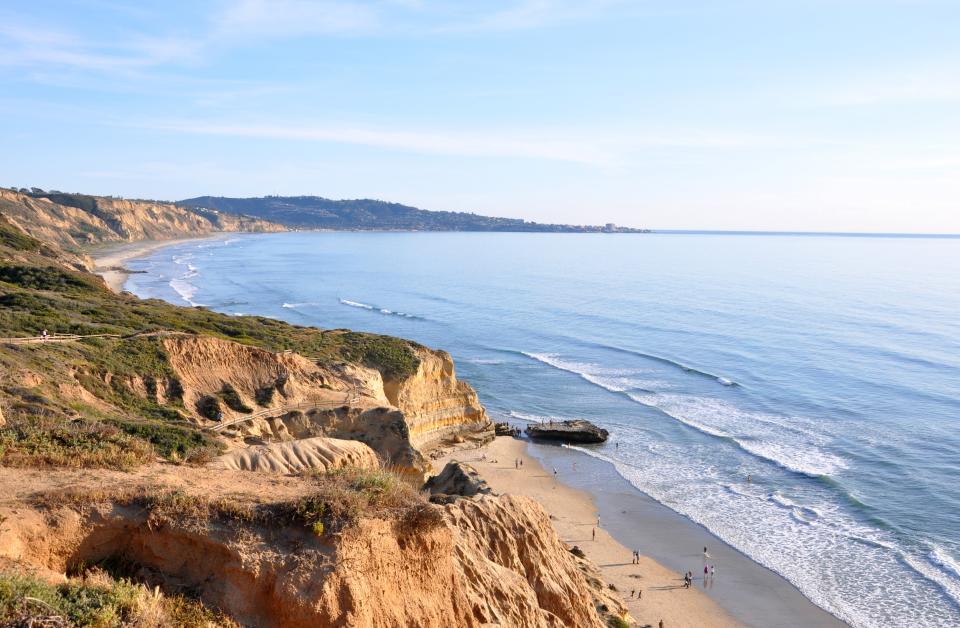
[435,437,742,628]
[437,435,849,628]
[88,236,221,293]
[100,235,850,627]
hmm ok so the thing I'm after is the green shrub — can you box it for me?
[195,395,221,420]
[218,383,252,413]
[255,384,275,406]
[0,264,102,293]
[0,217,40,251]
[110,419,222,461]
[337,332,421,379]
[0,569,236,627]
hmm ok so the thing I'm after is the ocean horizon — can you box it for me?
[124,230,960,628]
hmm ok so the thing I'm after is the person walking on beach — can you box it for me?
[592,528,596,541]
[710,564,716,577]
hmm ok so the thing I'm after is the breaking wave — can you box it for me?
[338,298,422,319]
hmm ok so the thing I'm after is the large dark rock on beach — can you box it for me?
[525,419,609,444]
[423,461,492,502]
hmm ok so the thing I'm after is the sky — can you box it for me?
[1,1,959,233]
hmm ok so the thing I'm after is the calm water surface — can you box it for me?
[126,232,960,628]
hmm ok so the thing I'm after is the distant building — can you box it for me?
[603,223,617,232]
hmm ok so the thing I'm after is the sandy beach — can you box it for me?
[436,437,743,628]
[89,237,216,293]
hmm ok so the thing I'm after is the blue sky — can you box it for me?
[1,1,958,232]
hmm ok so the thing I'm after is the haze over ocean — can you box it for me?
[126,231,960,628]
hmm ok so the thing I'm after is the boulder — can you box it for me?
[423,461,491,500]
[525,419,608,444]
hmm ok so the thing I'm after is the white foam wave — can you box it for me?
[466,358,505,365]
[340,299,374,310]
[522,352,665,392]
[627,392,847,477]
[931,545,960,580]
[282,302,312,309]
[903,550,960,609]
[339,298,419,318]
[718,376,735,386]
[561,442,954,627]
[169,278,203,307]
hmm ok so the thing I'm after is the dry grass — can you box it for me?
[0,413,154,471]
[292,466,443,537]
[29,466,443,539]
[0,567,239,627]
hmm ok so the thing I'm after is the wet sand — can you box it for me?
[88,237,217,292]
[438,436,848,628]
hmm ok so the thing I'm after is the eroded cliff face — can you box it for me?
[159,335,490,475]
[0,189,283,252]
[0,488,622,627]
[384,347,493,450]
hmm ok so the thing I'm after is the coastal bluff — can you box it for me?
[0,210,623,627]
[0,188,283,260]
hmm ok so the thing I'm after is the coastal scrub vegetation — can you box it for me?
[31,467,438,538]
[0,413,154,470]
[0,568,236,627]
[0,217,422,470]
[293,466,441,536]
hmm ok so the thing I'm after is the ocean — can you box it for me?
[124,231,960,628]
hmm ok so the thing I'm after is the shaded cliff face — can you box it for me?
[0,189,283,253]
[0,479,618,628]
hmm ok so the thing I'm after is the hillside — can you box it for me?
[0,189,284,256]
[0,213,630,626]
[179,195,647,232]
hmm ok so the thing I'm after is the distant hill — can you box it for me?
[178,195,647,233]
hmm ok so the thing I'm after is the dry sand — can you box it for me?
[436,437,743,628]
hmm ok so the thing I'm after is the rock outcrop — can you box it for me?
[385,347,494,450]
[423,461,491,500]
[526,419,609,444]
[212,437,379,474]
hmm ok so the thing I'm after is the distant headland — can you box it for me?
[178,194,649,233]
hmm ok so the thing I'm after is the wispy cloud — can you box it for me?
[133,116,835,166]
[212,0,381,40]
[0,22,200,73]
[142,119,616,164]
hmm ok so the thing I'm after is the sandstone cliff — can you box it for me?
[386,347,492,451]
[0,189,283,255]
[158,335,492,476]
[0,469,624,627]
